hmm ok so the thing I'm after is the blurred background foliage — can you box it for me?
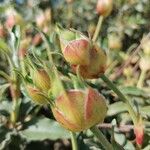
[0,0,150,149]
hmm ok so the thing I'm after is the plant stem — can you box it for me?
[92,16,104,42]
[100,74,137,124]
[137,69,146,88]
[90,126,114,150]
[70,132,78,150]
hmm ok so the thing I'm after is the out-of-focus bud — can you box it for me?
[96,0,113,17]
[0,25,7,38]
[44,8,52,23]
[52,88,107,132]
[66,0,73,3]
[5,8,24,29]
[123,66,133,77]
[71,43,107,79]
[134,117,144,146]
[142,38,150,56]
[18,38,31,59]
[63,39,90,65]
[26,85,49,105]
[32,33,42,46]
[32,69,51,92]
[36,12,46,29]
[108,33,122,50]
[139,56,150,71]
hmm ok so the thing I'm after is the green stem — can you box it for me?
[70,132,78,150]
[100,74,137,124]
[92,16,104,42]
[90,126,114,150]
[137,69,146,88]
[0,71,11,81]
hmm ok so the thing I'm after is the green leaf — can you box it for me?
[107,102,127,116]
[0,38,10,53]
[20,117,70,141]
[141,106,150,116]
[120,86,147,97]
[0,84,10,101]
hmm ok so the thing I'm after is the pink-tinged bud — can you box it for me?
[63,39,91,65]
[134,118,144,145]
[0,25,7,38]
[18,38,31,59]
[32,69,51,92]
[26,85,48,105]
[71,44,107,79]
[66,0,73,3]
[32,34,42,46]
[52,88,107,132]
[5,9,24,29]
[96,0,113,17]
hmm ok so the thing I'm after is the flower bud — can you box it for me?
[108,34,122,50]
[63,39,90,65]
[0,25,7,38]
[18,38,31,59]
[96,0,113,17]
[52,88,107,132]
[71,44,107,79]
[66,0,73,4]
[139,56,150,71]
[32,69,51,92]
[134,118,144,145]
[26,85,48,105]
[142,38,150,55]
[32,34,42,46]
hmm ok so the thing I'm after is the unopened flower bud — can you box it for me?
[26,85,48,105]
[71,43,107,79]
[96,0,113,17]
[32,69,51,92]
[139,56,150,71]
[134,118,144,145]
[108,34,122,50]
[63,39,90,65]
[32,34,42,46]
[66,0,73,3]
[0,25,7,38]
[18,38,31,59]
[142,38,150,55]
[52,88,107,132]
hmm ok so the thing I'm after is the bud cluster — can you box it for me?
[26,69,51,105]
[61,35,107,79]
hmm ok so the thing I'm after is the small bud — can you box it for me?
[66,0,73,4]
[63,39,90,65]
[0,25,7,38]
[71,44,107,79]
[5,9,24,29]
[32,69,51,92]
[142,38,150,56]
[108,34,122,50]
[134,118,144,145]
[18,38,31,59]
[96,0,113,17]
[139,56,150,71]
[32,34,42,46]
[52,88,107,132]
[26,85,48,105]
